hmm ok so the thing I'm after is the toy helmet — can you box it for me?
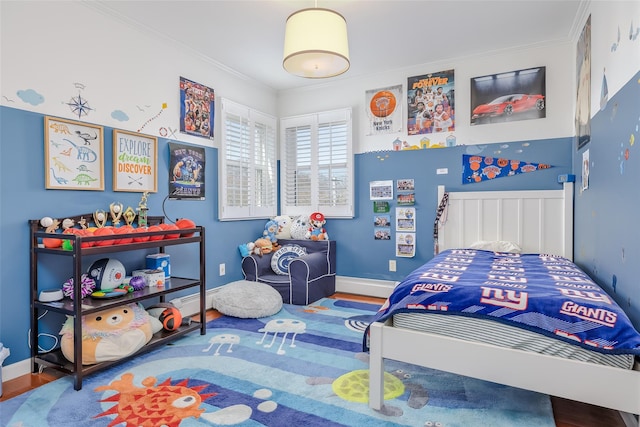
[87,258,126,291]
[310,212,325,223]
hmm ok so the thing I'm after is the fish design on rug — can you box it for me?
[94,373,217,426]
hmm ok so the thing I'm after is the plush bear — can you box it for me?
[306,212,329,241]
[273,215,292,239]
[60,303,154,365]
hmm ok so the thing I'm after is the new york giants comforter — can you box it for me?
[366,249,640,355]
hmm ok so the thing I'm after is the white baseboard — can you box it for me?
[2,358,31,383]
[335,275,396,299]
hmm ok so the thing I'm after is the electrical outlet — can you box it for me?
[219,263,226,276]
[389,260,396,272]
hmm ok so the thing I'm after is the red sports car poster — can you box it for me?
[407,70,455,136]
[365,84,402,135]
[179,76,215,140]
[470,67,546,126]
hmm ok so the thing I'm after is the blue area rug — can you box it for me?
[0,298,555,426]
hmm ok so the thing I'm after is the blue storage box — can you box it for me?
[146,254,170,278]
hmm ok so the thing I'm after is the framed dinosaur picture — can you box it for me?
[112,129,157,193]
[44,116,105,190]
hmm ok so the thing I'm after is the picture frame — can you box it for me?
[112,129,158,193]
[44,116,105,190]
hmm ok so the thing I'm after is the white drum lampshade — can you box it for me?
[283,8,350,78]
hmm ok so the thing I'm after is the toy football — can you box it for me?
[87,258,126,290]
[159,307,183,331]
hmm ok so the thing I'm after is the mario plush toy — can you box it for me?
[306,212,329,241]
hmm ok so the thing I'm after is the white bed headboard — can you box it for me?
[437,183,574,260]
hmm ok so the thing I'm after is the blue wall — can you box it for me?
[332,137,573,280]
[573,70,640,327]
[0,107,265,364]
[0,106,573,364]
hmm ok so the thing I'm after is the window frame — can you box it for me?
[219,98,277,221]
[280,107,354,218]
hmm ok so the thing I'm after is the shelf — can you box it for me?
[34,321,202,375]
[34,277,200,315]
[30,213,206,390]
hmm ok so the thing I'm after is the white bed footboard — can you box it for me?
[368,320,640,418]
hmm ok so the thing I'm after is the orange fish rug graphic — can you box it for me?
[94,373,216,427]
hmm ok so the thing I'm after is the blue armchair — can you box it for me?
[241,239,336,305]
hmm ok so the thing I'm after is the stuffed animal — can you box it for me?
[238,242,254,257]
[290,214,311,240]
[252,238,273,256]
[263,219,279,248]
[306,212,329,240]
[273,215,292,239]
[60,303,154,365]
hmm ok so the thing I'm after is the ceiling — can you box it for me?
[88,0,585,92]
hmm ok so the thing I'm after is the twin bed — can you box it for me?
[366,183,640,425]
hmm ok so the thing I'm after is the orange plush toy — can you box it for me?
[60,303,154,365]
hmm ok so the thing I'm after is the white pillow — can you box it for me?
[271,244,307,275]
[212,280,283,318]
[469,240,522,253]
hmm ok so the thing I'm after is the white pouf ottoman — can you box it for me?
[211,280,283,318]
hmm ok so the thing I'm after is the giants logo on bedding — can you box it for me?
[546,265,581,273]
[487,274,527,283]
[551,274,593,284]
[435,263,468,271]
[419,272,460,282]
[491,265,525,273]
[560,301,617,327]
[443,256,473,264]
[557,289,612,305]
[480,287,528,310]
[411,283,453,293]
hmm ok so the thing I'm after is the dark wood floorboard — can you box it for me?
[0,292,631,426]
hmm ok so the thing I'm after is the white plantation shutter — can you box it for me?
[220,98,277,220]
[280,108,353,218]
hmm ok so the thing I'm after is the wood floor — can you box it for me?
[0,293,630,426]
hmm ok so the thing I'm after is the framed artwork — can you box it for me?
[407,70,455,135]
[179,76,215,140]
[44,116,104,190]
[575,15,591,149]
[470,67,546,126]
[113,129,157,192]
[365,84,402,135]
[168,142,206,200]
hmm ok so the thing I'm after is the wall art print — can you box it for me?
[44,116,104,190]
[169,142,206,200]
[407,70,455,136]
[365,84,402,135]
[179,76,214,140]
[113,129,157,193]
[462,155,552,184]
[470,67,546,125]
[576,15,591,149]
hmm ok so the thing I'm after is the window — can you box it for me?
[280,108,353,218]
[219,98,277,220]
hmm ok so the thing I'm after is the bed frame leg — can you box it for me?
[368,322,384,410]
[618,411,639,427]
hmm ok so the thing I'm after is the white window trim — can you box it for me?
[280,107,354,218]
[219,98,277,221]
